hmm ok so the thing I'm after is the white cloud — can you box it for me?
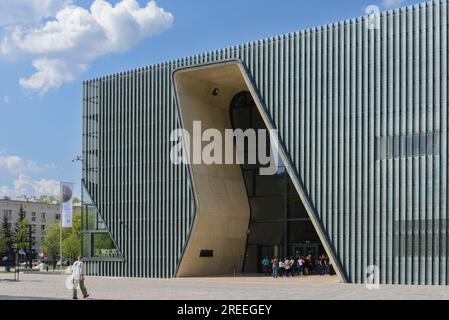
[0,153,60,199]
[0,186,12,198]
[19,58,86,94]
[0,0,71,26]
[13,174,60,197]
[382,0,404,8]
[0,154,56,175]
[0,0,174,94]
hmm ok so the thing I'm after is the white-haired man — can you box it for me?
[72,256,89,299]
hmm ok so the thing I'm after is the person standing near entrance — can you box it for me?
[270,257,278,278]
[261,257,270,276]
[304,255,312,275]
[72,256,89,300]
[320,255,329,276]
[284,258,292,277]
[283,258,290,277]
[297,256,304,276]
[278,259,285,277]
[289,258,295,277]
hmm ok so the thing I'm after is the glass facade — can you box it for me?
[375,132,441,160]
[230,92,325,273]
[82,1,449,284]
[81,185,122,260]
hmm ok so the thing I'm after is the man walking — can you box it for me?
[72,256,89,300]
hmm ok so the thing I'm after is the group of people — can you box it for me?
[261,255,334,278]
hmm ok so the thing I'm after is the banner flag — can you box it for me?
[60,182,74,228]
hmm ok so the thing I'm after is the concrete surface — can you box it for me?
[1,273,449,300]
[174,62,251,277]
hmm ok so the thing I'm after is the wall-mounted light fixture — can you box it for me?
[212,88,220,96]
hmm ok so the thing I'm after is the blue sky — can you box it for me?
[0,0,423,199]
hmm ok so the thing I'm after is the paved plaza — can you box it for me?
[1,272,449,300]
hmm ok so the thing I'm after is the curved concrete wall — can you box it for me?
[174,63,251,277]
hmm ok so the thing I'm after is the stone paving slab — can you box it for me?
[0,273,449,300]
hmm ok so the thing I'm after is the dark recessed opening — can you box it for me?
[230,91,329,274]
[199,250,214,257]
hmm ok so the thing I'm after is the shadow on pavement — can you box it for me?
[0,295,67,300]
[0,279,43,283]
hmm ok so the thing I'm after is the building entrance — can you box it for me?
[230,91,331,275]
[291,243,325,260]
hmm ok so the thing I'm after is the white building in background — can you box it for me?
[0,198,61,257]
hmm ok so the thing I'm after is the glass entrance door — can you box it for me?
[244,245,279,273]
[291,244,323,259]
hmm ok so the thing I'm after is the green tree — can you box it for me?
[13,218,29,251]
[14,205,25,232]
[63,213,81,260]
[42,213,81,267]
[13,205,29,251]
[63,233,81,260]
[0,219,9,253]
[41,223,63,269]
[0,231,6,253]
[1,213,13,253]
[0,214,13,272]
[38,195,59,204]
[71,213,82,235]
[72,197,81,205]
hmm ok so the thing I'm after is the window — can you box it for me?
[41,212,46,222]
[4,209,12,220]
[31,217,36,222]
[92,233,120,258]
[55,214,61,220]
[406,135,413,157]
[41,225,46,232]
[434,132,440,155]
[376,132,440,160]
[386,136,394,158]
[31,212,36,217]
[419,134,427,155]
[426,133,434,155]
[81,185,122,260]
[393,135,400,158]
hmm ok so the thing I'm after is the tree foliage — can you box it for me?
[63,213,81,260]
[0,214,12,253]
[38,195,80,205]
[13,205,29,251]
[13,218,29,251]
[38,195,59,204]
[63,233,81,260]
[41,213,82,262]
[41,223,61,260]
[0,231,6,253]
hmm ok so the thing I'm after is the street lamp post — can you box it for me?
[28,224,32,269]
[15,251,18,281]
